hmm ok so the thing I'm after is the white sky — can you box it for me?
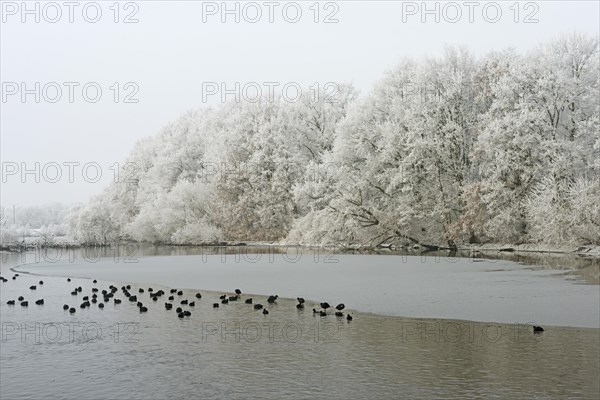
[1,0,599,207]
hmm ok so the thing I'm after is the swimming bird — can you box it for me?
[235,289,241,295]
[18,296,24,301]
[533,326,544,333]
[148,288,153,292]
[297,297,305,304]
[29,285,36,290]
[177,291,183,296]
[320,302,330,310]
[245,298,253,304]
[152,296,158,301]
[253,304,263,310]
[228,296,238,301]
[189,301,195,307]
[335,303,345,311]
[219,295,227,300]
[346,314,353,321]
[170,289,177,293]
[63,304,69,310]
[319,310,327,317]
[129,295,137,302]
[267,295,278,304]
[71,291,77,295]
[183,310,191,317]
[114,299,122,304]
[139,288,144,293]
[213,303,219,308]
[165,303,173,310]
[20,301,28,307]
[92,288,99,293]
[140,306,148,312]
[221,299,229,304]
[67,278,71,282]
[35,299,44,305]
[7,300,15,305]
[176,307,183,313]
[178,312,184,318]
[195,293,202,299]
[262,309,269,315]
[335,311,343,317]
[93,280,97,284]
[69,307,76,314]
[312,308,320,314]
[38,280,43,285]
[83,296,89,301]
[98,303,104,308]
[126,285,131,289]
[296,303,304,309]
[168,296,174,301]
[181,300,188,305]
[137,301,143,308]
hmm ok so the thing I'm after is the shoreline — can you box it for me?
[2,240,599,259]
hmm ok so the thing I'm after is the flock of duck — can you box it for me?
[1,273,355,321]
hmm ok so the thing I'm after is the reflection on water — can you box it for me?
[1,273,598,400]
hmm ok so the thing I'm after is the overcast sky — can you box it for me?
[1,0,599,207]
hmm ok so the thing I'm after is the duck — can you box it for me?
[178,312,185,318]
[93,280,97,284]
[67,278,71,282]
[335,311,343,317]
[139,288,144,293]
[168,296,174,301]
[189,301,195,307]
[533,326,544,333]
[346,314,353,321]
[221,299,229,304]
[195,293,202,299]
[129,295,137,302]
[177,291,183,296]
[213,303,219,308]
[253,304,263,310]
[181,299,188,305]
[139,306,148,312]
[98,303,104,308]
[235,289,242,295]
[63,304,69,310]
[267,295,278,304]
[183,310,191,317]
[29,285,36,290]
[296,303,304,309]
[20,301,28,307]
[38,280,44,285]
[114,299,122,304]
[245,298,253,304]
[18,296,24,301]
[176,307,183,313]
[69,307,76,314]
[262,309,269,315]
[35,299,44,305]
[148,288,153,292]
[152,296,158,301]
[165,303,173,310]
[228,296,238,301]
[219,294,227,300]
[319,310,327,317]
[335,303,345,311]
[297,297,305,304]
[7,300,15,305]
[320,302,330,310]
